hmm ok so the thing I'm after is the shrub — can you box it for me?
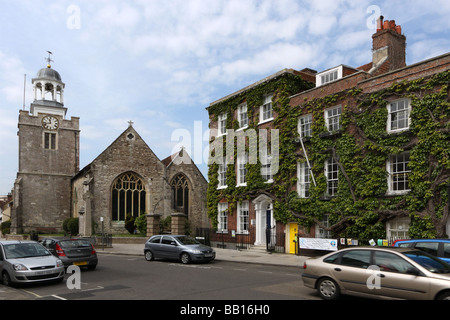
[1,220,11,235]
[125,214,135,234]
[134,214,147,235]
[63,217,79,236]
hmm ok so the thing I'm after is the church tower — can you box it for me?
[11,55,80,234]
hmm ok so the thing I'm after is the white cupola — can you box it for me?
[30,52,67,118]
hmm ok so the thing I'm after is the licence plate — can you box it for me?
[204,254,213,258]
[36,270,54,275]
[73,261,88,266]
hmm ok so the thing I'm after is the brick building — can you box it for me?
[207,17,449,253]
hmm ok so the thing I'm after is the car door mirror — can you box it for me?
[406,267,421,276]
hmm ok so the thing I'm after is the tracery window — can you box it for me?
[111,172,146,222]
[171,174,190,216]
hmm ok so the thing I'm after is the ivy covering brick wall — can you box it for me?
[207,70,449,239]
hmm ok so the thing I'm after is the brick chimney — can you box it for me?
[370,16,406,75]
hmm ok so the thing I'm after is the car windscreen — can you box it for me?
[176,236,200,245]
[4,243,52,259]
[404,251,450,274]
[59,239,92,248]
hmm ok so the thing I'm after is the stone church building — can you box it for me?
[72,124,209,235]
[11,62,208,236]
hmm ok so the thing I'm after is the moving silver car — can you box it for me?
[302,246,450,300]
[144,235,215,264]
[0,240,65,286]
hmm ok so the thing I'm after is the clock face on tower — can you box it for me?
[42,115,59,130]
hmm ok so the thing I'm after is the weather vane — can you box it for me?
[45,50,53,68]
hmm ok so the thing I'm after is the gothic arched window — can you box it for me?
[170,174,189,216]
[111,172,146,222]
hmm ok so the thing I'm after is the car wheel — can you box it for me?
[2,271,12,287]
[144,250,154,261]
[87,264,97,271]
[317,278,340,300]
[180,252,191,264]
[437,291,450,300]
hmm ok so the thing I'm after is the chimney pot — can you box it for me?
[377,16,384,32]
[390,20,396,30]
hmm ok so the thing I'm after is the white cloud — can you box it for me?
[408,38,450,62]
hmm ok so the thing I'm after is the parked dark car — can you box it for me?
[302,246,450,300]
[393,239,450,263]
[40,238,98,270]
[144,235,215,264]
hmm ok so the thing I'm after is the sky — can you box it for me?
[0,0,449,195]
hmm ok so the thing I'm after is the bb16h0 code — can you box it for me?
[224,305,270,315]
[180,304,270,317]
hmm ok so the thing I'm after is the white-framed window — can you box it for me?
[218,202,228,232]
[298,114,312,138]
[387,99,411,133]
[260,148,273,183]
[316,214,332,238]
[218,157,227,189]
[238,103,248,129]
[261,163,272,182]
[218,112,227,136]
[321,70,338,85]
[387,216,410,241]
[297,161,312,198]
[325,106,342,132]
[237,201,249,233]
[259,94,273,124]
[325,157,338,196]
[387,152,411,194]
[236,152,248,187]
[316,66,343,87]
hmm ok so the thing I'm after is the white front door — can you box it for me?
[253,195,274,246]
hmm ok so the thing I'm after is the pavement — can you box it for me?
[95,243,309,267]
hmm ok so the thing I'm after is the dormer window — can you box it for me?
[315,65,359,87]
[316,66,342,86]
[321,70,338,85]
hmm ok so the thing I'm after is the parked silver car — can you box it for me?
[144,235,215,264]
[302,246,450,300]
[0,240,65,286]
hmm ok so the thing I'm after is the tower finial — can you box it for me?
[45,51,54,68]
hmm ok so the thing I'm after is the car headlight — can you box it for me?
[56,259,64,268]
[191,249,202,254]
[13,263,28,271]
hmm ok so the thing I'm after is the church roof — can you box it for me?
[72,124,206,183]
[35,66,62,82]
